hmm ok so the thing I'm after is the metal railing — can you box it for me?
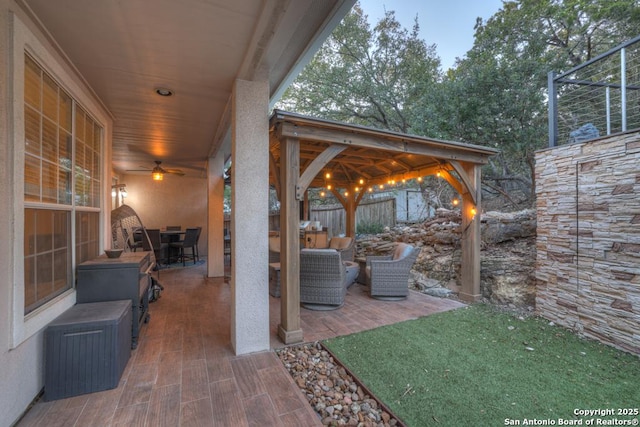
[548,35,640,147]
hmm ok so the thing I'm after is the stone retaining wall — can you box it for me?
[535,131,640,354]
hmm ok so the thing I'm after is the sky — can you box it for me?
[357,0,505,69]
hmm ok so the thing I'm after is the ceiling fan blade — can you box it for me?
[165,169,185,176]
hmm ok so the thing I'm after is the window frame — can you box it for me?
[10,13,111,348]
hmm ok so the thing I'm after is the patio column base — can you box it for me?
[458,292,481,302]
[277,324,303,345]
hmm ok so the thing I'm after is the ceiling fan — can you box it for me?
[127,161,185,181]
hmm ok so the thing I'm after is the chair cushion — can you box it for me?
[343,261,359,288]
[329,237,353,250]
[301,248,337,255]
[268,236,280,253]
[392,243,413,260]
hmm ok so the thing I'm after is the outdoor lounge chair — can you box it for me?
[268,235,280,264]
[328,236,355,261]
[365,242,420,300]
[300,248,347,310]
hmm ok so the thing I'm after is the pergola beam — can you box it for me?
[278,121,494,165]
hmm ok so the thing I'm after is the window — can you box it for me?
[23,54,102,314]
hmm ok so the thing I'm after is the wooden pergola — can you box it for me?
[268,110,499,344]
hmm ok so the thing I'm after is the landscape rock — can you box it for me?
[277,342,402,427]
[356,208,536,308]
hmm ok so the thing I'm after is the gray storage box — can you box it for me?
[45,300,132,401]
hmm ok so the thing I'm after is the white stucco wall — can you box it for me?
[0,4,113,425]
[121,173,209,257]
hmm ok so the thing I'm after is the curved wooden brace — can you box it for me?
[449,160,477,205]
[440,170,464,196]
[330,187,346,208]
[296,144,347,200]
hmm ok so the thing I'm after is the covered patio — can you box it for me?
[16,263,464,426]
[268,110,498,344]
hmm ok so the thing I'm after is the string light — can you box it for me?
[368,187,373,192]
[320,191,326,197]
[417,177,423,182]
[379,184,384,190]
[359,178,365,185]
[325,172,331,179]
[452,198,459,207]
[327,184,332,190]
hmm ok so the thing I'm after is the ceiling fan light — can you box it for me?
[152,166,164,181]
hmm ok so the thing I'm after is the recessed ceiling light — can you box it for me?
[155,87,173,97]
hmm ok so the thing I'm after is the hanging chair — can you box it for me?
[110,204,164,301]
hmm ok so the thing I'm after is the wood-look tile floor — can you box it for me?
[17,262,464,427]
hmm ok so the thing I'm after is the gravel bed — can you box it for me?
[276,342,403,427]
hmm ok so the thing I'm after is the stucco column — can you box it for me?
[230,79,270,354]
[207,151,225,278]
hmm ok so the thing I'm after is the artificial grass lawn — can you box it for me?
[323,304,640,426]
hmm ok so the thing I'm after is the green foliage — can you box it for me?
[278,4,442,135]
[356,221,384,235]
[277,0,640,210]
[324,304,640,426]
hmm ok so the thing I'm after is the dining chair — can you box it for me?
[170,227,199,266]
[194,226,202,261]
[142,228,169,267]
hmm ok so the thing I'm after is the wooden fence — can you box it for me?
[267,196,396,237]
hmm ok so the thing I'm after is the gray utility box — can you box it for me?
[44,300,132,401]
[77,251,152,349]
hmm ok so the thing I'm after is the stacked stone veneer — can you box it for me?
[535,131,640,354]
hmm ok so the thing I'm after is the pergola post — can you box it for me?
[345,191,356,237]
[277,136,303,344]
[459,162,482,302]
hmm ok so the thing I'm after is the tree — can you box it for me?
[278,0,640,210]
[278,4,442,136]
[436,0,640,208]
